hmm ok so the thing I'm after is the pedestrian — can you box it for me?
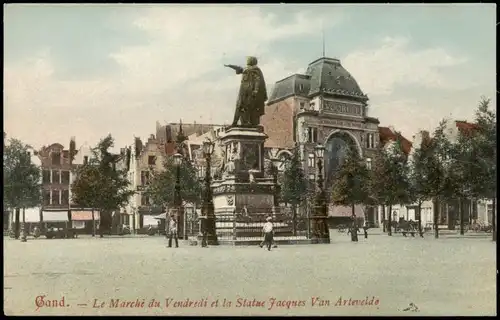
[350,213,359,242]
[261,217,274,251]
[362,220,368,239]
[167,213,179,248]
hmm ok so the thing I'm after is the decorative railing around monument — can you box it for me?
[214,207,310,241]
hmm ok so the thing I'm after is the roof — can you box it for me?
[268,57,368,104]
[378,126,412,154]
[455,120,478,134]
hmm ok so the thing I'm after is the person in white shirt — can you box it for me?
[167,214,179,248]
[261,217,274,251]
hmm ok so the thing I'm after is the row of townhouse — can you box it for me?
[388,120,496,229]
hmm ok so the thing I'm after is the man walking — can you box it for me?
[262,217,274,251]
[167,213,179,248]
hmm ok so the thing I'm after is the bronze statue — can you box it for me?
[225,56,268,127]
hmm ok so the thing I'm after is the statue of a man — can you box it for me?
[225,56,268,127]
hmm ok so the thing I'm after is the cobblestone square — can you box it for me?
[3,231,496,316]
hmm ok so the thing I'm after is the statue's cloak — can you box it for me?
[236,65,268,118]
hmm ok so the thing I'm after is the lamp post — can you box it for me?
[271,157,281,217]
[312,144,330,243]
[201,139,218,246]
[173,153,183,239]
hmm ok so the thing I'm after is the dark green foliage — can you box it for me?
[145,156,202,208]
[280,147,307,206]
[370,137,412,207]
[3,138,42,209]
[71,135,135,212]
[331,147,370,210]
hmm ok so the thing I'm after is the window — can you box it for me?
[148,155,156,166]
[51,152,61,165]
[51,190,60,205]
[299,102,305,110]
[52,170,61,184]
[307,128,318,143]
[61,190,69,205]
[83,156,89,165]
[366,158,372,170]
[61,171,70,184]
[299,84,304,91]
[308,153,315,168]
[42,170,51,184]
[141,171,150,185]
[310,102,316,110]
[43,190,51,205]
[366,133,375,149]
[141,194,151,206]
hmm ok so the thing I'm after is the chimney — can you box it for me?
[69,137,76,164]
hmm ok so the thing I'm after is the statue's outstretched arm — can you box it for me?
[224,64,244,75]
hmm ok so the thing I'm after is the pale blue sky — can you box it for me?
[4,4,496,149]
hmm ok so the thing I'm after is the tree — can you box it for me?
[3,138,42,238]
[145,156,202,209]
[331,147,370,219]
[280,147,307,235]
[421,121,460,239]
[71,135,135,236]
[408,133,437,237]
[369,136,412,236]
[467,98,496,241]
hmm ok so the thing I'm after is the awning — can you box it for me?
[143,215,158,227]
[24,208,42,223]
[43,211,69,222]
[153,212,168,220]
[328,204,365,217]
[71,210,100,221]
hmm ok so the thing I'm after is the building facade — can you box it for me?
[37,142,74,211]
[260,56,411,225]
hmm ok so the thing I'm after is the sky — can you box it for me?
[4,4,496,150]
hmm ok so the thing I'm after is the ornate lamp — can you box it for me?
[173,153,183,167]
[312,143,330,243]
[201,139,218,246]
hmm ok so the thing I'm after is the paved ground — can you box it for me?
[3,230,496,316]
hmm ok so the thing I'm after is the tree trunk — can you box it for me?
[459,199,464,235]
[292,204,297,236]
[382,205,386,232]
[492,198,496,242]
[39,208,44,233]
[433,197,439,239]
[91,208,96,237]
[14,208,20,239]
[417,201,423,237]
[21,207,27,242]
[387,205,392,236]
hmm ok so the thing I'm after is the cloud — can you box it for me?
[342,36,469,96]
[4,6,342,148]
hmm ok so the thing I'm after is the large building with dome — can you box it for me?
[260,57,411,225]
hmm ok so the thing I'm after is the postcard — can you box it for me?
[3,3,496,316]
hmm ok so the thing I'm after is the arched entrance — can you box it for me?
[323,131,360,189]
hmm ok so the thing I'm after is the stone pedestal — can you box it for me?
[213,126,275,216]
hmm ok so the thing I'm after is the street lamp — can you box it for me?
[173,153,183,239]
[312,144,330,243]
[270,157,281,217]
[201,139,218,246]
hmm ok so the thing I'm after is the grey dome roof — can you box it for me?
[268,57,368,105]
